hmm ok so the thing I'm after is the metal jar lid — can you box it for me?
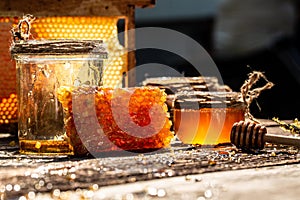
[143,76,231,95]
[174,91,246,109]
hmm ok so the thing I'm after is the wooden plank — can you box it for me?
[0,0,156,87]
[77,164,300,200]
[0,0,155,17]
[126,5,137,87]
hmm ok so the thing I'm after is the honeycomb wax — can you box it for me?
[57,86,174,156]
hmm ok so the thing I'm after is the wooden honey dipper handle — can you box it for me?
[264,134,300,148]
[230,121,300,150]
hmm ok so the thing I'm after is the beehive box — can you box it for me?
[0,0,155,131]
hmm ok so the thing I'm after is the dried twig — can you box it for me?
[240,71,274,122]
[11,14,35,42]
[272,117,300,135]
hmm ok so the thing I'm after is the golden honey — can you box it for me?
[173,92,245,145]
[174,107,245,145]
[19,140,73,155]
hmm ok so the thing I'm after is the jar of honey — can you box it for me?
[11,40,107,155]
[173,91,245,145]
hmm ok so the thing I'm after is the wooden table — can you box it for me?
[0,119,300,199]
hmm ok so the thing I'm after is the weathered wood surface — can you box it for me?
[10,40,108,55]
[62,163,300,200]
[0,119,299,199]
[0,0,155,17]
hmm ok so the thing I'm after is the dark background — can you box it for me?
[133,0,300,120]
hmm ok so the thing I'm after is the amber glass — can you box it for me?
[173,92,245,145]
[174,107,245,145]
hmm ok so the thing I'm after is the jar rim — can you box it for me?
[174,91,245,109]
[10,39,108,58]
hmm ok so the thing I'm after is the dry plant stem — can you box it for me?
[240,71,274,123]
[272,117,300,135]
[11,14,35,42]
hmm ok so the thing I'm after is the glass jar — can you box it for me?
[173,91,245,145]
[11,40,108,155]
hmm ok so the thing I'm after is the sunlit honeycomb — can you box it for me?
[0,93,17,124]
[0,16,128,124]
[31,16,127,88]
[0,17,19,124]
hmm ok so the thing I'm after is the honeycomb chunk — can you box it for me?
[57,86,173,155]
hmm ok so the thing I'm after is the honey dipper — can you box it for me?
[230,121,300,151]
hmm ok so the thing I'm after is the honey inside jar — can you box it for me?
[19,140,73,155]
[173,92,245,145]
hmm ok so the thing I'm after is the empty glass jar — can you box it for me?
[11,40,107,155]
